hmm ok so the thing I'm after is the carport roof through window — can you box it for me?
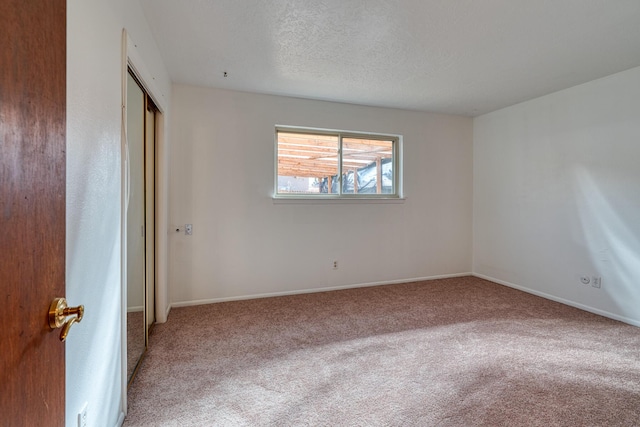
[276,128,400,198]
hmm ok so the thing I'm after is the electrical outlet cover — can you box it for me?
[592,277,602,288]
[78,402,87,427]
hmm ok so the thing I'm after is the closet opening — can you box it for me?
[126,68,158,388]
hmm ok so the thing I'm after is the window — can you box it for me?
[275,127,401,198]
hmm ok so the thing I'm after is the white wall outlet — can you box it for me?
[592,276,602,288]
[185,224,193,235]
[78,402,87,427]
[580,276,590,285]
[333,260,338,270]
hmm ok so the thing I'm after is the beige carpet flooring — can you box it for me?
[124,276,640,426]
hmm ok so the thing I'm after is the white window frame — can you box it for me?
[274,126,403,200]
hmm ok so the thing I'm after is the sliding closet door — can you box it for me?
[126,72,146,383]
[144,99,156,331]
[126,69,158,386]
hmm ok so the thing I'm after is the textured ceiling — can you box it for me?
[139,0,640,116]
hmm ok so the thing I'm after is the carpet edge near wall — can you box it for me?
[472,272,640,327]
[169,272,473,308]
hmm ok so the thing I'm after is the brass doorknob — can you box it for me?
[49,298,84,341]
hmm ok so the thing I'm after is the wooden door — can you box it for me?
[0,1,67,425]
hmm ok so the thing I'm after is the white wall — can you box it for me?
[66,1,170,426]
[473,66,640,326]
[169,85,473,305]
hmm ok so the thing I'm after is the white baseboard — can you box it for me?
[170,272,472,309]
[473,273,640,328]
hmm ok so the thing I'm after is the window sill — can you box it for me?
[272,196,406,205]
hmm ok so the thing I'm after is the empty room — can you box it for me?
[3,1,639,426]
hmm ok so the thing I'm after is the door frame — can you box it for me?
[120,29,169,413]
